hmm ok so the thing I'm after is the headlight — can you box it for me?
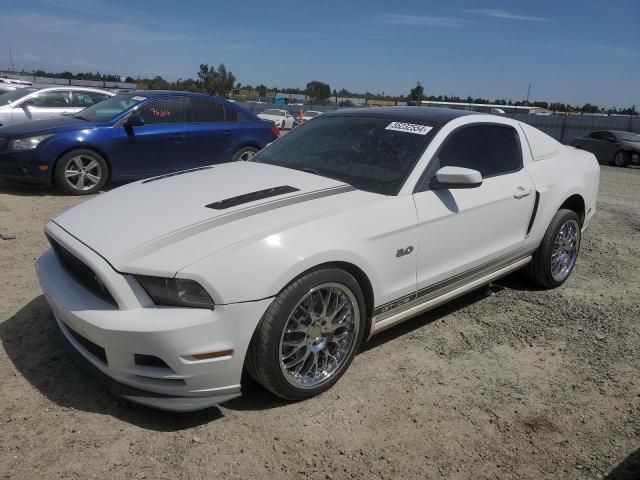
[8,134,53,151]
[136,276,215,309]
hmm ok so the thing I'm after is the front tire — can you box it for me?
[525,209,581,288]
[246,268,366,401]
[232,146,259,162]
[54,149,108,195]
[612,150,629,168]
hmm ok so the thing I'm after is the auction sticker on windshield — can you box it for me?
[131,96,147,101]
[385,122,433,135]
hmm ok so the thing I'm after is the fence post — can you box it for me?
[628,114,633,132]
[560,112,568,143]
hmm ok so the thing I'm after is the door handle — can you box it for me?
[170,133,184,143]
[222,130,233,136]
[514,186,532,199]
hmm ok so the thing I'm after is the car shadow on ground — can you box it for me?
[1,281,507,429]
[0,296,224,431]
[0,179,126,197]
[605,448,640,480]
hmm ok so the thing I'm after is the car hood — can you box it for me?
[52,162,378,275]
[0,116,105,137]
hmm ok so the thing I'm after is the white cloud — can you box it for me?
[375,14,468,28]
[465,9,552,22]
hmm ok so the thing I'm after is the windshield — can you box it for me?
[617,131,640,142]
[251,115,438,195]
[0,87,39,105]
[263,109,284,116]
[74,94,145,122]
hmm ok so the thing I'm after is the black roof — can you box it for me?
[326,106,479,125]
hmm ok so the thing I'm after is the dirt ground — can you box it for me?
[0,165,638,480]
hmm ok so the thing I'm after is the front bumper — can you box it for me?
[0,149,52,184]
[36,223,273,411]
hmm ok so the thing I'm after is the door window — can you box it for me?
[188,97,225,122]
[136,97,185,124]
[434,125,522,179]
[73,91,110,108]
[30,90,71,108]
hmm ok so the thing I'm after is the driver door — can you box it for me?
[412,124,535,293]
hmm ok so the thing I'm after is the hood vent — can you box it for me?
[206,185,300,210]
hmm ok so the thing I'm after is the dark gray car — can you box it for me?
[571,130,640,167]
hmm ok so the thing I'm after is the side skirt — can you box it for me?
[368,255,532,338]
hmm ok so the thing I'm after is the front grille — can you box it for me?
[65,323,108,365]
[0,136,7,153]
[47,234,117,306]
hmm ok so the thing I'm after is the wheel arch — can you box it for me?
[558,193,586,226]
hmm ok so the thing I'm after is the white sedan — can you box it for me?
[257,108,296,129]
[302,110,324,122]
[36,108,600,411]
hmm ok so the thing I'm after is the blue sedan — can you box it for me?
[0,91,279,195]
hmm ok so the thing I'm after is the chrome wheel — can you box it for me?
[551,219,579,282]
[279,283,360,389]
[238,150,256,161]
[64,155,102,191]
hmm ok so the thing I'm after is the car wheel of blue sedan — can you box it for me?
[232,146,259,162]
[54,149,108,196]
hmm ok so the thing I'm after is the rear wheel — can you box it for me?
[232,146,259,162]
[246,268,366,400]
[54,149,108,195]
[525,209,581,288]
[612,150,629,168]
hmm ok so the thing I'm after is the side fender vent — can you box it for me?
[206,185,300,210]
[526,191,541,235]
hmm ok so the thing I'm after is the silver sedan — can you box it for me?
[0,86,114,126]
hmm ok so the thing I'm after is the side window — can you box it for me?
[436,125,522,178]
[589,131,604,140]
[137,97,185,124]
[73,91,110,108]
[30,90,71,108]
[225,107,252,122]
[189,97,225,122]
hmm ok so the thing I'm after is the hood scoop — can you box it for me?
[206,185,300,210]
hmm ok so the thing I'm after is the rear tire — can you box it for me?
[232,146,259,162]
[246,268,366,401]
[54,149,108,196]
[525,209,581,288]
[612,150,629,167]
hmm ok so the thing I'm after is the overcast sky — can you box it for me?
[1,0,639,108]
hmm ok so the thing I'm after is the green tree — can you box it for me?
[306,81,331,103]
[197,63,237,97]
[408,82,424,104]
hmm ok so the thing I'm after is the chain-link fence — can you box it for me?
[237,102,639,145]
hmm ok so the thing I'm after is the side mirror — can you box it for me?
[20,100,34,110]
[124,113,145,127]
[431,166,483,189]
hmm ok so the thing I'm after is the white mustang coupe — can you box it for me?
[36,107,600,411]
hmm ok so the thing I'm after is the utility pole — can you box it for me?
[9,45,14,72]
[526,84,531,105]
